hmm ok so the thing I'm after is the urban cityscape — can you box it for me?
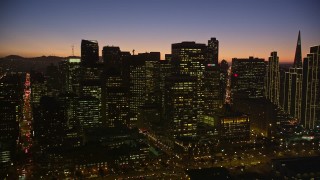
[1,0,320,179]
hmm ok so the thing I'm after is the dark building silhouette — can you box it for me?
[45,63,61,96]
[272,156,320,179]
[0,101,19,145]
[81,39,99,66]
[293,31,302,68]
[0,73,23,145]
[159,60,172,120]
[57,93,80,130]
[220,60,229,102]
[165,54,172,61]
[207,37,219,65]
[103,68,128,127]
[59,57,81,94]
[218,104,250,140]
[33,96,67,149]
[279,66,288,108]
[233,98,277,137]
[102,46,121,68]
[231,57,265,100]
[30,71,46,107]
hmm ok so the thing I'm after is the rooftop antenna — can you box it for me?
[71,45,74,56]
[132,49,135,55]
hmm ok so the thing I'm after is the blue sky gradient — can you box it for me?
[1,0,319,62]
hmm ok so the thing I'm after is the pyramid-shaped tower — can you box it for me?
[293,31,302,68]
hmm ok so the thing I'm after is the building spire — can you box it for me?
[293,31,302,68]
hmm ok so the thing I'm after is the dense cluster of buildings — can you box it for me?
[0,32,320,178]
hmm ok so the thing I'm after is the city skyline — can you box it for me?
[1,0,320,62]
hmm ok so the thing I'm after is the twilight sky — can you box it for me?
[0,0,319,62]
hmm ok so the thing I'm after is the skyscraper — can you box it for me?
[265,52,280,105]
[301,45,320,129]
[159,60,172,120]
[102,46,121,68]
[30,71,46,108]
[164,75,198,138]
[57,93,79,130]
[202,65,221,117]
[81,39,99,66]
[60,57,81,94]
[207,37,219,65]
[77,96,101,129]
[171,41,206,121]
[231,57,266,100]
[103,69,128,127]
[33,96,67,149]
[220,60,229,102]
[293,31,302,68]
[282,67,303,120]
[280,32,304,122]
[171,41,206,76]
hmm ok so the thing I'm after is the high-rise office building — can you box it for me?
[30,71,46,107]
[207,37,219,65]
[0,101,19,143]
[159,60,172,119]
[164,75,198,138]
[33,96,67,149]
[220,60,229,103]
[282,68,303,120]
[45,64,61,96]
[80,64,104,122]
[122,52,161,128]
[103,69,128,127]
[280,32,304,122]
[171,41,207,121]
[81,39,99,66]
[102,46,121,68]
[301,45,320,129]
[123,55,146,128]
[60,57,81,94]
[171,41,206,76]
[144,53,160,104]
[293,31,302,68]
[265,52,280,105]
[202,65,222,117]
[77,96,101,129]
[231,57,265,100]
[57,93,79,130]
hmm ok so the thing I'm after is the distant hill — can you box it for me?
[5,55,24,59]
[0,55,67,73]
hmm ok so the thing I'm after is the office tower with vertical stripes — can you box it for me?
[301,45,320,129]
[266,51,280,106]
